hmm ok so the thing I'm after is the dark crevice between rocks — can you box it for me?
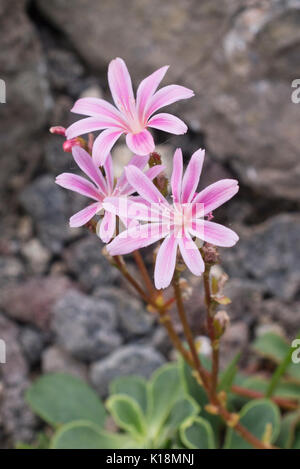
[222,157,300,226]
[27,0,108,94]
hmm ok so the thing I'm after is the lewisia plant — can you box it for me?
[52,58,284,450]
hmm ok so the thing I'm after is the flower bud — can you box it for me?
[149,152,162,166]
[63,137,86,153]
[227,413,240,428]
[202,243,220,265]
[205,404,219,415]
[214,310,230,338]
[155,173,169,197]
[49,126,66,136]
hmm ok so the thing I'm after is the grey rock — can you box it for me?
[255,322,286,340]
[0,0,51,206]
[52,289,122,362]
[19,327,46,367]
[223,278,264,323]
[42,345,88,380]
[21,238,51,274]
[45,135,75,175]
[17,216,33,242]
[0,378,37,444]
[64,236,121,292]
[259,299,300,338]
[0,313,28,384]
[90,345,165,397]
[0,256,24,287]
[19,176,70,253]
[0,314,37,443]
[47,48,84,93]
[222,214,300,301]
[1,275,72,330]
[94,287,153,339]
[136,326,173,358]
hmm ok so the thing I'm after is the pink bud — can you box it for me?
[49,126,66,136]
[63,138,82,153]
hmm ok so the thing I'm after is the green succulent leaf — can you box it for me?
[106,394,146,439]
[16,432,50,450]
[252,332,300,382]
[154,396,199,447]
[224,399,280,449]
[51,420,135,449]
[242,376,300,402]
[292,426,300,448]
[179,354,221,435]
[180,416,216,449]
[147,363,183,436]
[218,353,241,393]
[26,373,106,428]
[252,332,289,363]
[266,332,300,397]
[276,411,300,449]
[286,362,300,384]
[110,376,147,414]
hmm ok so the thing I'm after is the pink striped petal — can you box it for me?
[98,211,116,243]
[127,154,150,170]
[72,146,107,194]
[55,173,102,201]
[147,113,187,135]
[107,222,168,256]
[145,85,194,119]
[108,58,135,117]
[69,202,101,227]
[92,128,124,166]
[171,148,183,203]
[126,129,155,155]
[114,154,149,195]
[104,153,114,193]
[136,65,169,120]
[71,97,127,129]
[125,165,168,204]
[66,117,120,139]
[193,179,239,215]
[144,164,166,181]
[190,220,239,247]
[154,234,178,289]
[178,235,204,276]
[181,149,205,203]
[103,197,162,222]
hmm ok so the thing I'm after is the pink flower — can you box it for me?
[55,146,164,243]
[104,148,239,289]
[66,58,194,166]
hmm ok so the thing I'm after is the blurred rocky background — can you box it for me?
[0,0,299,447]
